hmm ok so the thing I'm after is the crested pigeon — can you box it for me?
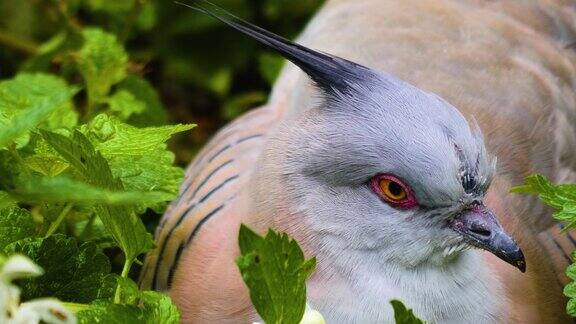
[140,0,576,322]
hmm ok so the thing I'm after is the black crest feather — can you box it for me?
[175,0,372,93]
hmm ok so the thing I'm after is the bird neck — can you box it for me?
[308,248,505,323]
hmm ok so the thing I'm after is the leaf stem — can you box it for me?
[79,213,96,240]
[113,258,134,304]
[45,203,74,237]
[54,0,80,31]
[0,30,38,55]
[61,302,90,313]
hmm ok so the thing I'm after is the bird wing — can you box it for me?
[139,105,279,291]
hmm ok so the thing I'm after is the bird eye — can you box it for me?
[369,174,417,208]
[380,178,407,201]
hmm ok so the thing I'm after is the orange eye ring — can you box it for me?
[369,174,417,209]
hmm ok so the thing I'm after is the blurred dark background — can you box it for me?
[0,0,324,164]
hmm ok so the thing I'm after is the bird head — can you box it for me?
[275,82,525,271]
[183,1,526,273]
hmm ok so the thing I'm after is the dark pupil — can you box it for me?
[388,181,403,197]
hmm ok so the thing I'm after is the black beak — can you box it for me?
[448,204,526,272]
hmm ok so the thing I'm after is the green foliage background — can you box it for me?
[4,1,571,322]
[0,0,323,162]
[0,0,323,321]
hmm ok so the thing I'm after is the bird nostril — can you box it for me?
[470,226,491,238]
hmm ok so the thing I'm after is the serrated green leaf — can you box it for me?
[236,224,316,324]
[0,73,78,149]
[23,132,72,177]
[3,234,111,303]
[97,273,121,300]
[13,175,173,206]
[565,282,576,298]
[107,90,146,121]
[41,129,154,263]
[514,174,576,317]
[140,291,181,324]
[567,263,576,281]
[24,155,70,177]
[0,206,35,250]
[77,300,144,324]
[117,75,168,127]
[568,298,576,317]
[116,276,141,305]
[40,130,120,189]
[77,285,180,324]
[512,174,576,225]
[81,114,194,212]
[390,300,426,324]
[78,28,128,103]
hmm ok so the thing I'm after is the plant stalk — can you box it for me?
[0,30,38,55]
[113,258,134,304]
[45,203,74,237]
[119,0,146,43]
[61,302,90,313]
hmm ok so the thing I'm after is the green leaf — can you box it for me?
[40,129,121,190]
[513,174,576,318]
[106,90,146,121]
[139,291,181,324]
[0,206,35,250]
[78,28,128,103]
[3,234,112,303]
[390,300,426,324]
[568,296,576,317]
[77,286,180,324]
[0,73,78,149]
[13,175,173,206]
[22,30,84,72]
[115,276,141,305]
[208,68,232,96]
[137,2,157,31]
[116,75,168,127]
[22,133,71,177]
[0,150,28,192]
[236,224,316,324]
[0,191,17,209]
[81,114,194,212]
[512,174,576,229]
[564,282,576,298]
[77,300,144,324]
[40,129,154,263]
[24,154,70,177]
[567,263,576,281]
